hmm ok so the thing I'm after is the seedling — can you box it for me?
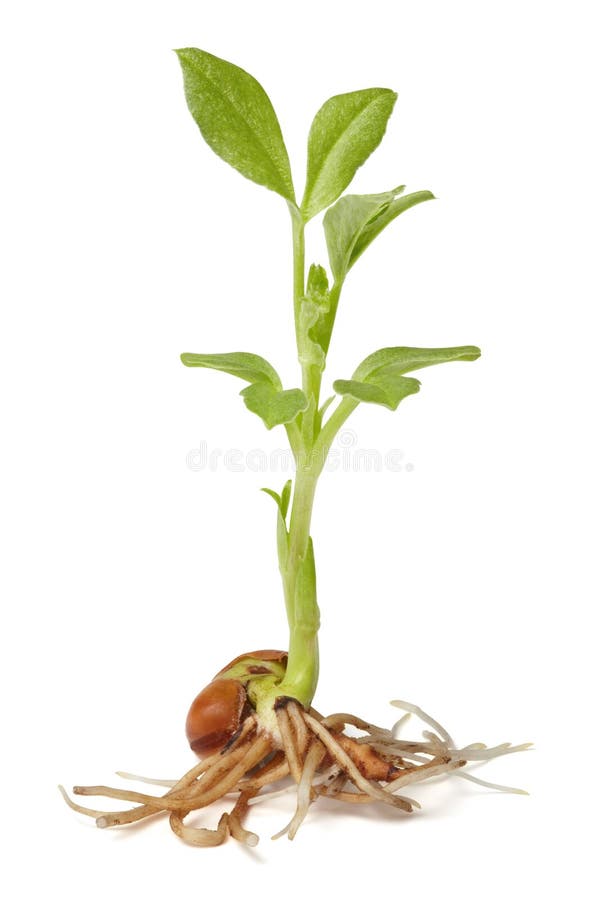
[61,49,530,847]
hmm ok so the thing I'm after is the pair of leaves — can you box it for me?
[180,352,307,430]
[334,346,481,411]
[324,185,435,285]
[176,48,396,219]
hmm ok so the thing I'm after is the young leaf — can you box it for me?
[294,538,319,630]
[180,352,282,388]
[278,484,293,574]
[324,187,435,284]
[240,383,308,430]
[261,487,283,508]
[301,88,397,221]
[298,302,326,371]
[175,48,295,202]
[351,190,435,269]
[353,345,481,380]
[261,479,293,519]
[334,345,481,411]
[277,506,288,572]
[333,375,421,411]
[181,352,306,430]
[262,482,292,575]
[280,479,293,519]
[298,264,330,372]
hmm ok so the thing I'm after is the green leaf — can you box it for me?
[261,487,282,507]
[294,538,319,630]
[280,479,292,519]
[262,482,292,573]
[301,88,397,221]
[333,375,421,411]
[240,383,308,429]
[351,191,435,267]
[181,352,307,429]
[277,507,288,571]
[175,48,295,202]
[261,479,293,519]
[306,262,329,297]
[353,345,481,380]
[298,264,330,372]
[180,352,281,388]
[334,345,481,411]
[324,186,435,284]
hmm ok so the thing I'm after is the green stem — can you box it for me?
[269,206,321,707]
[277,464,320,704]
[314,395,359,459]
[291,209,322,445]
[290,203,305,352]
[268,215,357,709]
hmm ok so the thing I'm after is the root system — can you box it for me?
[60,698,531,847]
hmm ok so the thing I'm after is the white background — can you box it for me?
[1,0,598,895]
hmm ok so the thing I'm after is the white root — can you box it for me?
[281,741,326,841]
[116,771,178,788]
[390,700,456,747]
[391,712,412,737]
[247,766,338,805]
[450,742,533,762]
[454,771,529,795]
